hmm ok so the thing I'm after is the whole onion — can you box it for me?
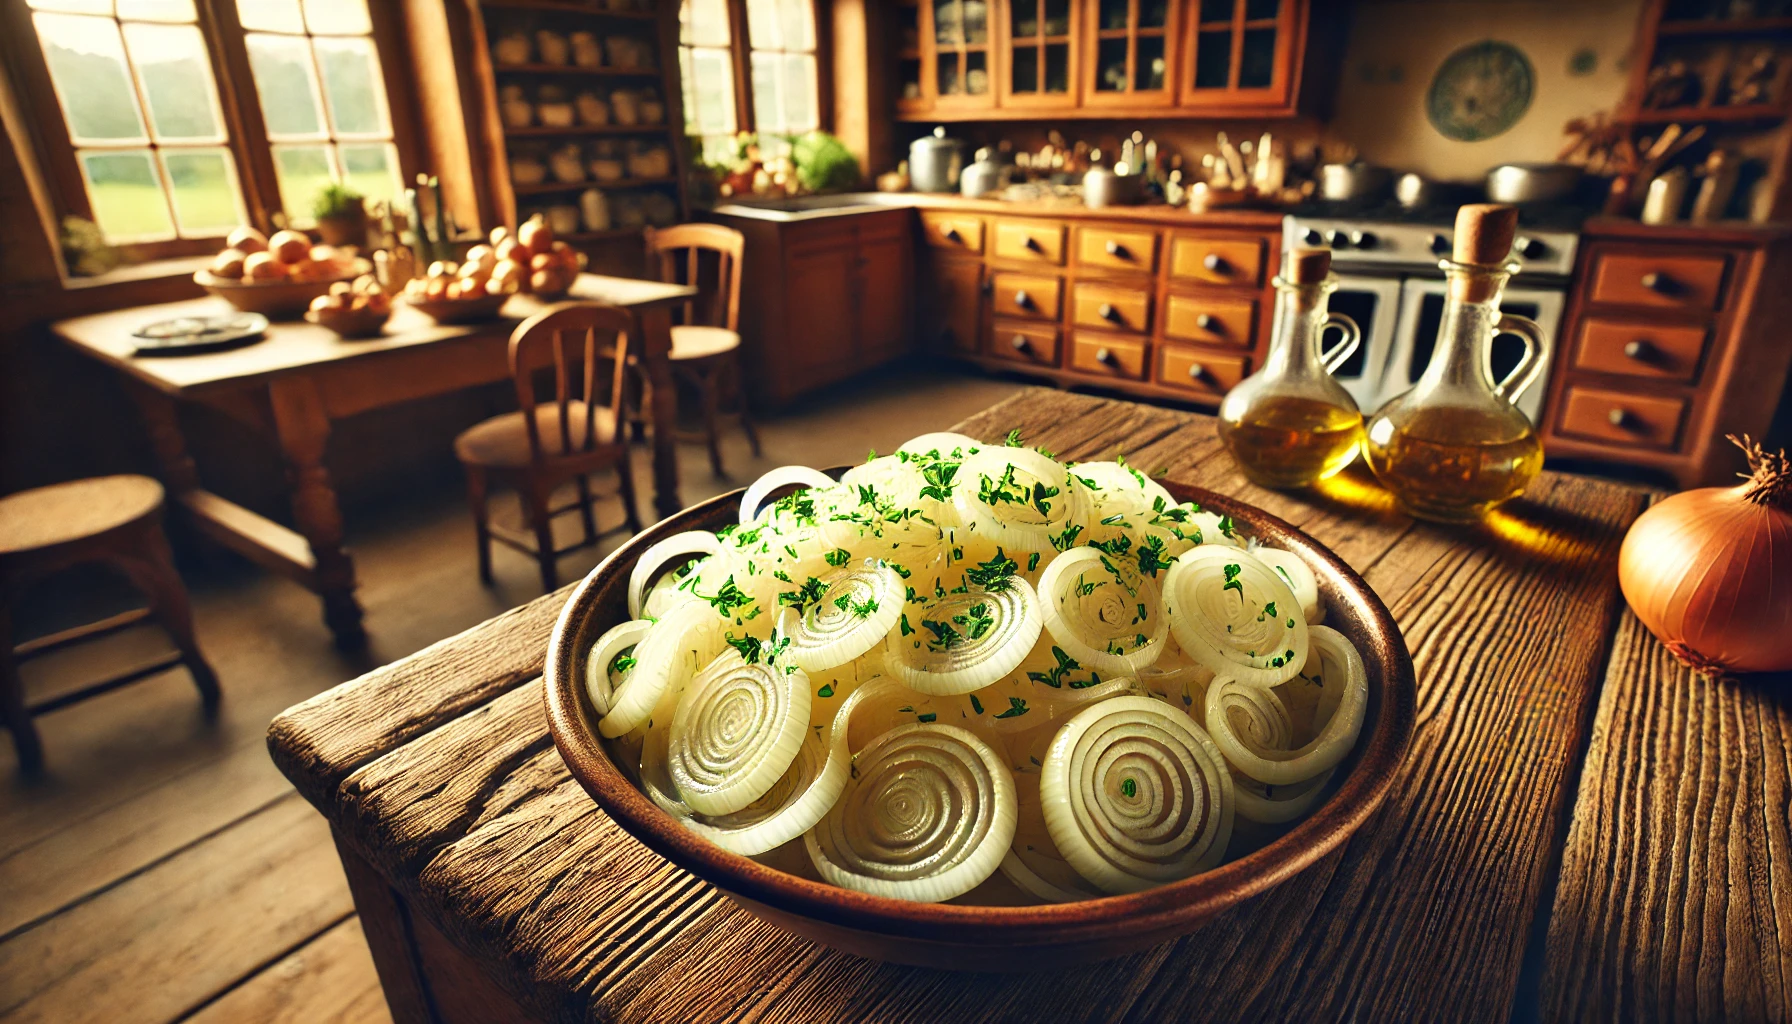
[1618,436,1792,675]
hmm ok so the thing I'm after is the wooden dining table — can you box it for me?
[268,389,1791,1022]
[52,274,696,648]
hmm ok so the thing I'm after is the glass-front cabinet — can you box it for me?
[1001,0,1076,109]
[1083,0,1177,109]
[895,0,928,114]
[1179,0,1300,112]
[932,0,994,111]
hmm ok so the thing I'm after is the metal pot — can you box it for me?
[960,148,1006,198]
[1318,163,1391,202]
[1083,167,1142,208]
[1394,172,1440,209]
[1485,163,1583,204]
[908,126,965,193]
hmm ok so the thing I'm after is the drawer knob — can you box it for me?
[1105,240,1127,258]
[1623,339,1654,361]
[1196,313,1216,331]
[1014,289,1032,308]
[1640,271,1671,293]
[1011,335,1029,352]
[1187,362,1207,381]
[1096,347,1115,365]
[1203,253,1227,272]
[1607,408,1630,428]
[943,227,961,242]
[1024,236,1042,252]
[1099,302,1118,321]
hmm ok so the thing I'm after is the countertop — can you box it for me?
[712,190,1288,229]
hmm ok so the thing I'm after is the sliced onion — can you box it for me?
[1036,547,1168,675]
[1191,510,1245,549]
[584,619,652,716]
[804,721,1016,902]
[1208,626,1368,786]
[599,599,727,738]
[1163,546,1308,686]
[667,648,811,815]
[1252,547,1323,624]
[1039,695,1234,894]
[739,466,837,525]
[954,446,1080,554]
[897,432,982,458]
[1068,460,1174,514]
[1136,639,1216,720]
[778,563,904,673]
[886,580,1042,695]
[1233,769,1335,824]
[628,531,721,619]
[1000,770,1105,904]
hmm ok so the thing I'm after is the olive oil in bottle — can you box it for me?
[1364,205,1548,522]
[1218,249,1365,489]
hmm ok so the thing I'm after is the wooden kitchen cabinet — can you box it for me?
[707,209,915,408]
[1179,0,1308,115]
[1083,0,1179,110]
[921,255,987,356]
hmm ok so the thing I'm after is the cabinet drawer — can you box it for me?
[1072,281,1151,333]
[1163,294,1256,348]
[1572,317,1709,383]
[1068,331,1148,380]
[1157,345,1249,398]
[1168,235,1265,287]
[1589,249,1728,311]
[1558,386,1688,450]
[1076,226,1158,274]
[990,320,1059,367]
[992,220,1066,265]
[920,212,985,254]
[991,272,1061,320]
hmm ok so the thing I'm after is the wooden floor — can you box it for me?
[0,367,1021,1024]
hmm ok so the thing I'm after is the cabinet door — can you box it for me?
[785,241,860,392]
[1000,0,1080,110]
[1179,0,1302,114]
[1083,0,1178,110]
[857,232,913,364]
[932,0,995,112]
[895,0,930,114]
[922,256,986,355]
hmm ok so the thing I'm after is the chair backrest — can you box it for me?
[644,222,744,332]
[508,303,633,463]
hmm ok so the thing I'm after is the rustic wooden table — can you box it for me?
[53,274,695,648]
[269,389,1791,1022]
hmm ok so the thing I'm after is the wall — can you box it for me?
[1329,0,1644,182]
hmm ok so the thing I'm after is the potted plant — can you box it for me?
[312,183,367,247]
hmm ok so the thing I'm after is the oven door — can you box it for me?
[1321,273,1404,412]
[1381,279,1565,425]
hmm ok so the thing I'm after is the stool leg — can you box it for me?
[574,475,599,546]
[525,481,558,592]
[730,354,762,458]
[465,465,495,586]
[700,363,726,478]
[0,603,45,775]
[121,529,221,714]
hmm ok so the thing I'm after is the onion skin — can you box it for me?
[1617,437,1792,675]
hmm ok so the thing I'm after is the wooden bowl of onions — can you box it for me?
[545,434,1416,971]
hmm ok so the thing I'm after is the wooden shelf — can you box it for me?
[503,123,670,137]
[1656,16,1792,36]
[513,176,677,195]
[480,0,657,19]
[491,63,662,77]
[1628,103,1788,124]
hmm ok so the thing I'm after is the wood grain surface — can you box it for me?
[272,387,1669,1023]
[1542,609,1792,1023]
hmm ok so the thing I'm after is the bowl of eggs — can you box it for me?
[196,227,366,319]
[544,433,1417,970]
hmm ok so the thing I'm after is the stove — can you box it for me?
[1279,202,1592,423]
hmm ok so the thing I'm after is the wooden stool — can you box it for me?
[638,223,761,477]
[0,475,221,774]
[455,303,644,593]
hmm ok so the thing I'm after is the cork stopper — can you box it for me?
[1452,204,1518,265]
[1284,247,1331,285]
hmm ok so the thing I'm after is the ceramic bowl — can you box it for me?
[195,259,368,320]
[544,478,1416,971]
[304,304,392,340]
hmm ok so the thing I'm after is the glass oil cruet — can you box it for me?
[1364,204,1547,522]
[1218,247,1365,488]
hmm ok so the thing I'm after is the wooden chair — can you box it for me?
[0,475,220,774]
[455,303,643,593]
[638,223,761,477]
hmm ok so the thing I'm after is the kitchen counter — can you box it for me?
[714,191,1288,229]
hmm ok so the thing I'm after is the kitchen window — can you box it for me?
[678,0,821,165]
[6,0,411,258]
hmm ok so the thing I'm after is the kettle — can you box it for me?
[909,127,965,193]
[961,147,1007,198]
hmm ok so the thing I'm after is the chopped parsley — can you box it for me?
[969,694,985,715]
[824,548,852,567]
[610,653,637,674]
[1135,535,1169,578]
[1120,778,1137,798]
[1222,563,1243,597]
[778,576,828,608]
[993,696,1030,719]
[917,712,938,723]
[1028,646,1081,688]
[817,682,835,698]
[966,549,1019,591]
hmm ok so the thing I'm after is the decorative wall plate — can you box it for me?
[1426,41,1534,143]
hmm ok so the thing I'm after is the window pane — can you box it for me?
[237,0,304,33]
[35,13,147,143]
[750,51,781,133]
[246,32,326,137]
[162,148,240,235]
[80,149,174,241]
[688,49,737,134]
[312,36,388,136]
[271,144,334,227]
[680,0,730,47]
[302,0,370,35]
[781,53,816,130]
[123,22,222,141]
[744,0,781,48]
[339,142,399,205]
[782,0,813,49]
[27,0,112,13]
[117,0,196,20]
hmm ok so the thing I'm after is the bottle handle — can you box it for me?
[1492,314,1546,403]
[1319,313,1362,375]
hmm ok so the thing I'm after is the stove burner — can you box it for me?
[1288,198,1597,234]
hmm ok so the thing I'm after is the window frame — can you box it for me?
[0,0,424,264]
[680,0,830,161]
